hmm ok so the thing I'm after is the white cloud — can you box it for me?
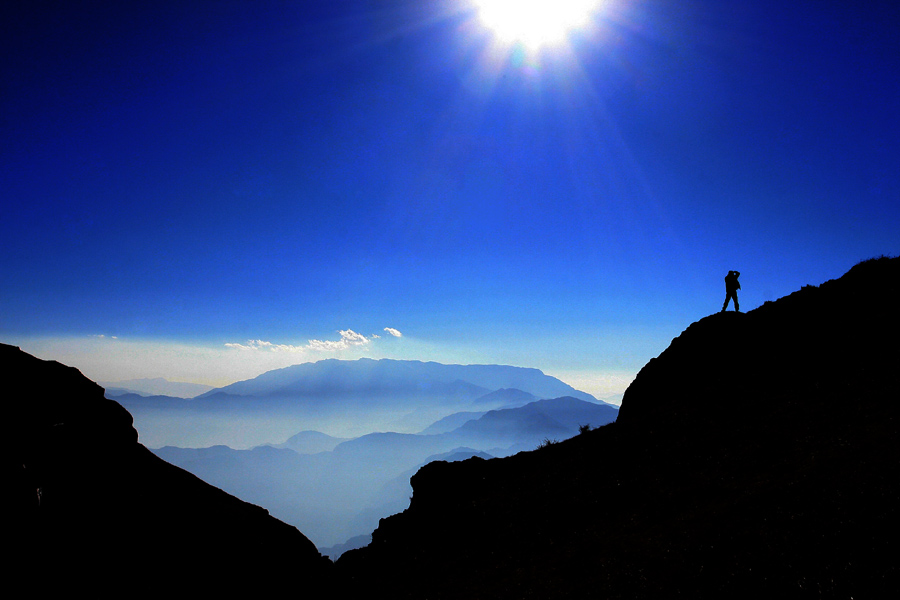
[226,330,371,354]
[384,327,402,337]
[224,339,305,352]
[12,329,408,391]
[306,329,370,352]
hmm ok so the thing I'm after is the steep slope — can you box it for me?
[0,344,332,595]
[336,256,900,599]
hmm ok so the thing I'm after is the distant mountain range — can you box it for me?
[100,377,214,398]
[155,395,618,549]
[265,430,351,454]
[114,359,609,447]
[197,359,595,402]
[419,410,487,435]
[100,341,618,550]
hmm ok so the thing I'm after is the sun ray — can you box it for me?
[472,0,604,50]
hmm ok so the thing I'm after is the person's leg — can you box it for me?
[723,291,737,311]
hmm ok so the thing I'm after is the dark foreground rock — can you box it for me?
[337,256,900,599]
[1,343,332,595]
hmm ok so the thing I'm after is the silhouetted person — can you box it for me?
[722,270,740,312]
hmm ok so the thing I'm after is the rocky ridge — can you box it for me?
[336,256,900,598]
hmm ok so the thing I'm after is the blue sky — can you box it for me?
[2,0,898,398]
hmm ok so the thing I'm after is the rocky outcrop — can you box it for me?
[1,343,332,595]
[337,256,900,598]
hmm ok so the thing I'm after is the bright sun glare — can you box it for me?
[473,0,602,50]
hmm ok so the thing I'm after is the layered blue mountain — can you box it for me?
[100,377,214,398]
[471,387,537,406]
[118,359,605,448]
[155,396,618,549]
[418,410,487,435]
[197,359,593,402]
[268,430,351,454]
[335,256,900,598]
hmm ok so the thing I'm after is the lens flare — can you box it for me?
[473,0,602,49]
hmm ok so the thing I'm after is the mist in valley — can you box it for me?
[114,359,619,550]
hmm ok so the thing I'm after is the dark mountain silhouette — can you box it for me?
[336,256,900,599]
[320,534,373,561]
[326,448,496,560]
[343,447,497,556]
[0,343,331,595]
[380,447,498,507]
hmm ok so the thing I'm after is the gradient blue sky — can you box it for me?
[2,0,898,397]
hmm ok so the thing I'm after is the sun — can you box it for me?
[472,0,603,50]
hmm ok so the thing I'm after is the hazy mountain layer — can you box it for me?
[268,430,351,454]
[155,396,618,548]
[117,360,606,447]
[100,377,214,398]
[198,358,595,402]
